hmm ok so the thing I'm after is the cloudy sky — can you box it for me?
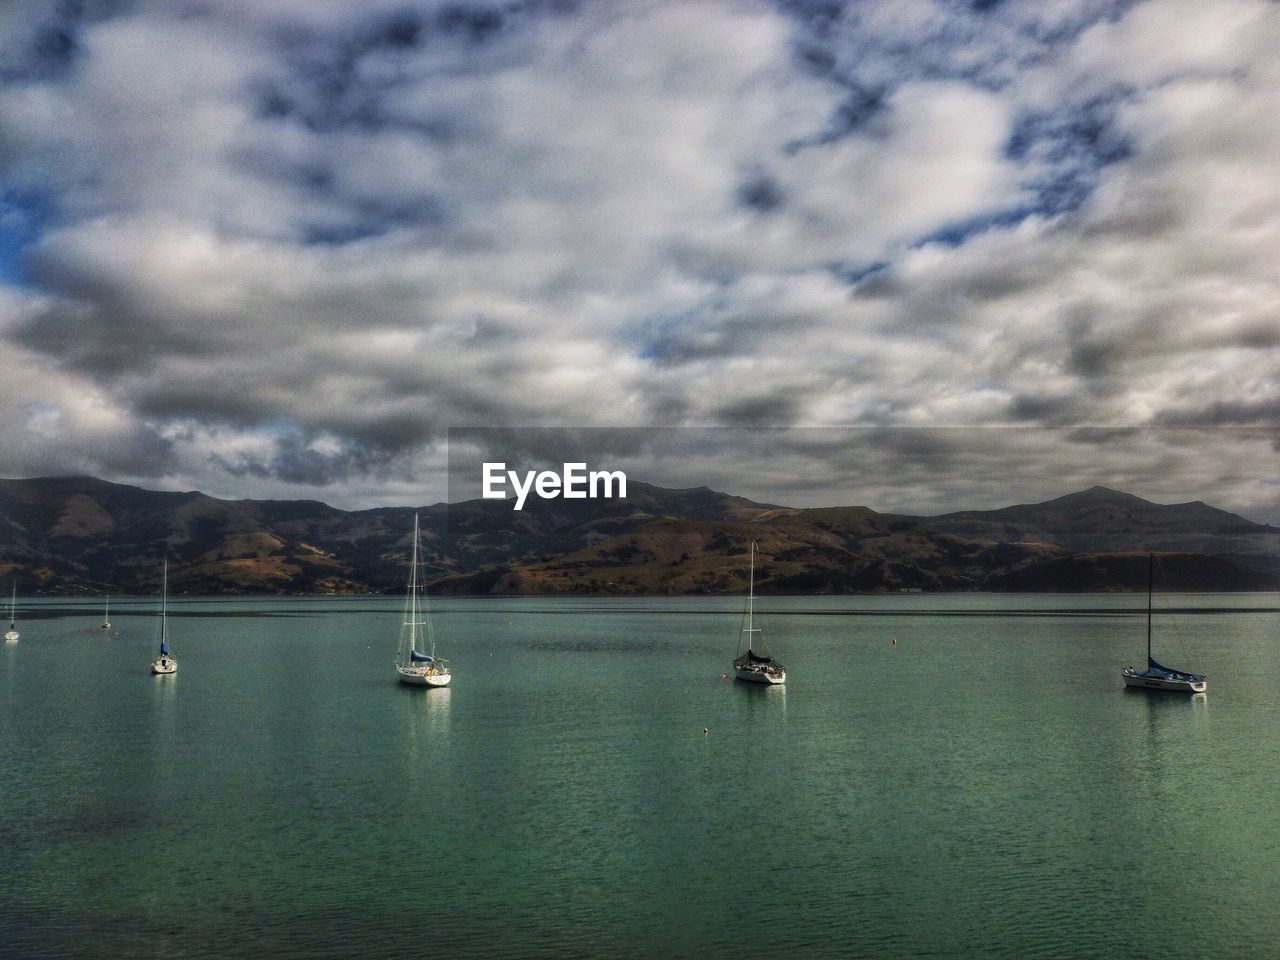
[1,0,1277,520]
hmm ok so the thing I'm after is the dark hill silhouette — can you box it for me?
[907,485,1275,554]
[0,477,1276,594]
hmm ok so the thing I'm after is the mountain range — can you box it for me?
[1,476,1277,595]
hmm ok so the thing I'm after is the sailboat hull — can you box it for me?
[734,667,785,685]
[1122,669,1205,693]
[397,665,451,687]
[733,658,785,685]
[4,629,17,643]
[151,657,176,675]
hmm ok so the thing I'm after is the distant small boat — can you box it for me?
[4,582,18,643]
[732,541,785,685]
[101,594,110,630]
[394,514,451,687]
[1122,553,1205,693]
[151,561,176,675]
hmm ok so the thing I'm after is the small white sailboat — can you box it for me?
[395,514,451,687]
[732,541,785,685]
[4,582,18,642]
[101,594,111,630]
[1122,553,1205,693]
[151,561,176,675]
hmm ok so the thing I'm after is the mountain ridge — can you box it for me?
[1,476,1276,594]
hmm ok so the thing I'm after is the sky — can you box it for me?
[1,0,1278,521]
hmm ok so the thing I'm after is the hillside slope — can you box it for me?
[1,477,1276,594]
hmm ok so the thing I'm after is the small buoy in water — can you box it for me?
[703,727,709,736]
[891,637,897,646]
[720,672,728,679]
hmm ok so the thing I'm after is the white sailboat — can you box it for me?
[151,560,176,675]
[101,594,111,630]
[4,582,18,642]
[395,513,451,687]
[732,541,785,685]
[1122,553,1205,693]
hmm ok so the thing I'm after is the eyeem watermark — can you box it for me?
[482,462,627,511]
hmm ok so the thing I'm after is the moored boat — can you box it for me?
[4,582,19,642]
[395,514,451,688]
[1122,553,1205,693]
[732,541,785,685]
[151,560,176,675]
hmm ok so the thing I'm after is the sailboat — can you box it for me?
[1122,553,1205,693]
[394,514,451,687]
[101,594,111,630]
[4,582,18,642]
[732,541,785,685]
[151,560,176,675]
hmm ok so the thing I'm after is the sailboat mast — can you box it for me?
[422,524,436,661]
[161,559,169,645]
[1146,552,1152,665]
[410,513,420,653]
[747,541,756,635]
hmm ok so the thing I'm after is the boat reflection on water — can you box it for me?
[740,679,787,721]
[2,638,17,695]
[404,684,452,743]
[148,663,179,759]
[1137,684,1208,722]
[424,686,452,729]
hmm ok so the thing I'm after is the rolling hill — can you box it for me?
[0,476,1276,594]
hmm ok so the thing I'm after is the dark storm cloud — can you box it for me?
[1008,393,1083,424]
[715,391,807,427]
[14,294,225,378]
[1155,399,1280,428]
[0,0,130,82]
[1225,322,1280,351]
[9,412,176,480]
[735,175,785,213]
[1066,335,1121,380]
[213,429,397,485]
[133,381,314,430]
[1065,426,1143,446]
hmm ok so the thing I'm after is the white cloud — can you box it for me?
[0,0,1277,519]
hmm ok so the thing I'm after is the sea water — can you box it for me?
[2,593,1278,958]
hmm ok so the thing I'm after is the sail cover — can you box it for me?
[746,649,773,664]
[410,649,434,663]
[159,641,168,655]
[1147,657,1204,682]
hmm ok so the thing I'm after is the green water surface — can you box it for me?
[2,593,1278,958]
